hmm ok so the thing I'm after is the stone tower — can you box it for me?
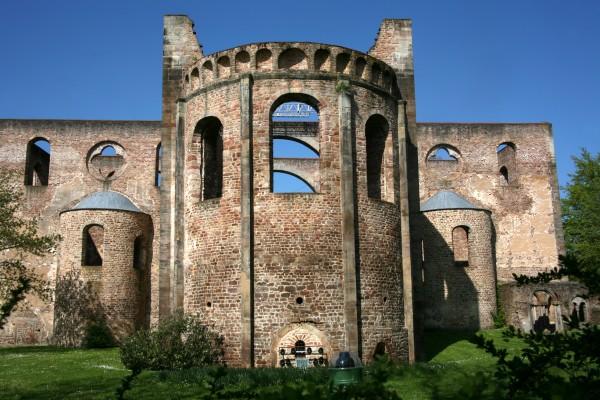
[160,16,416,367]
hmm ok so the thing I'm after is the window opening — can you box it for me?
[82,224,104,266]
[365,115,390,200]
[271,97,319,193]
[194,117,223,200]
[452,226,469,266]
[155,143,162,187]
[24,138,51,186]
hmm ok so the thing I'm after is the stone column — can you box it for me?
[173,100,186,311]
[239,75,254,367]
[396,100,415,363]
[338,87,360,355]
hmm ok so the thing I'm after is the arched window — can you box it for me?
[365,115,390,200]
[133,235,146,270]
[427,145,459,162]
[155,143,162,187]
[194,117,223,200]
[100,145,117,156]
[572,297,587,323]
[497,142,516,185]
[82,224,104,266]
[24,138,51,186]
[452,226,469,266]
[270,94,320,193]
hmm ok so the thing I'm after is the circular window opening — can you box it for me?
[206,302,212,308]
[86,141,127,182]
[295,297,304,305]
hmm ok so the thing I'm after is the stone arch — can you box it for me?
[193,116,223,200]
[278,48,307,70]
[24,137,51,186]
[314,49,330,72]
[190,68,199,90]
[235,50,250,72]
[355,57,366,79]
[256,48,272,71]
[497,142,517,184]
[272,323,330,367]
[452,226,470,266]
[216,55,231,78]
[531,290,562,333]
[335,52,350,74]
[371,63,382,85]
[426,144,461,162]
[571,296,588,323]
[201,60,213,83]
[365,114,391,200]
[82,224,104,266]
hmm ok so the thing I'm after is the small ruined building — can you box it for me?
[0,16,594,365]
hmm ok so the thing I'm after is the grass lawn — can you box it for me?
[0,329,524,399]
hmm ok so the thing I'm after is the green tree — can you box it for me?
[0,169,59,329]
[561,148,600,292]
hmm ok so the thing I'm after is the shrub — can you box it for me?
[120,312,224,372]
[82,319,115,348]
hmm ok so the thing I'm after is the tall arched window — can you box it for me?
[452,226,469,266]
[133,235,146,270]
[270,94,320,193]
[155,143,162,187]
[194,117,223,200]
[365,114,390,200]
[82,224,104,266]
[497,142,516,185]
[24,138,51,186]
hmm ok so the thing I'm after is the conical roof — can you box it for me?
[420,191,479,212]
[71,191,141,213]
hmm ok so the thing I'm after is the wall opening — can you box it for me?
[531,290,561,333]
[314,49,330,72]
[133,235,146,270]
[155,143,162,187]
[194,117,223,200]
[571,296,587,323]
[497,142,516,185]
[278,48,307,70]
[24,138,51,186]
[82,224,104,266]
[270,94,320,193]
[365,114,390,200]
[336,53,350,74]
[427,145,459,162]
[452,226,469,266]
[256,48,272,71]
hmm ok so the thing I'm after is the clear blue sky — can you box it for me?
[1,0,599,190]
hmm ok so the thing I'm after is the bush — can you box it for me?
[120,312,224,372]
[83,319,115,348]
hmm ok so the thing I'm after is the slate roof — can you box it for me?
[420,191,480,212]
[72,191,141,213]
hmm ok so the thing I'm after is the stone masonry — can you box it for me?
[0,15,585,366]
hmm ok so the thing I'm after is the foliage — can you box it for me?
[83,318,115,349]
[475,324,600,399]
[0,329,525,400]
[119,312,224,372]
[491,286,506,328]
[561,148,600,292]
[53,270,109,348]
[0,169,59,329]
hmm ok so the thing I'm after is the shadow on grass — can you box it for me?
[424,329,478,361]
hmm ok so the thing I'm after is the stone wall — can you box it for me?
[181,42,408,366]
[0,119,161,344]
[419,209,496,329]
[58,209,153,342]
[417,123,563,281]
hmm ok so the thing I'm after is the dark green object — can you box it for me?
[330,366,362,386]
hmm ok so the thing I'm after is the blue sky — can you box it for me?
[1,0,599,190]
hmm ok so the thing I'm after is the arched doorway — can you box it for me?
[274,324,328,368]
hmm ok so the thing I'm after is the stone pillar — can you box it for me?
[396,100,415,363]
[239,75,254,367]
[160,15,201,319]
[173,100,186,311]
[338,87,360,355]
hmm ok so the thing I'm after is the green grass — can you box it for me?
[0,329,524,399]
